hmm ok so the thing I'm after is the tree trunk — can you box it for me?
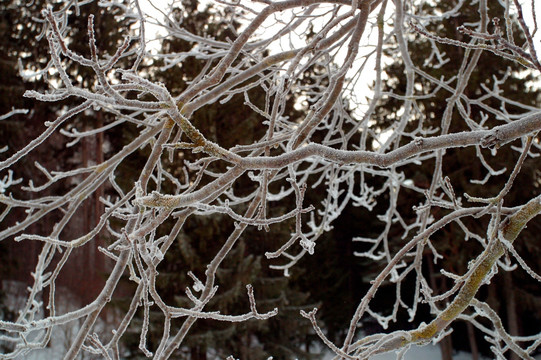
[426,254,453,360]
[191,346,207,360]
[504,271,520,360]
[466,321,479,360]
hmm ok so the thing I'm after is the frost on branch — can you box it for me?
[0,0,541,359]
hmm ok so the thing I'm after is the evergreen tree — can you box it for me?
[0,0,135,305]
[118,1,319,358]
[0,0,63,314]
[374,0,541,357]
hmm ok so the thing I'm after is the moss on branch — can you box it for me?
[405,194,541,345]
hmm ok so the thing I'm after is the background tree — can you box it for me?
[115,3,319,358]
[373,1,541,358]
[0,0,136,307]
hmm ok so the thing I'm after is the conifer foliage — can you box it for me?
[119,2,317,357]
[374,1,541,358]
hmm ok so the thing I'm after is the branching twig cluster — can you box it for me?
[0,0,540,359]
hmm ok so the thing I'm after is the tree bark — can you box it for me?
[466,321,479,360]
[504,271,520,360]
[427,254,453,360]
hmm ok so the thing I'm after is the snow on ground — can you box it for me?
[2,280,114,360]
[321,345,480,360]
[4,280,541,359]
[324,343,541,360]
[370,345,486,360]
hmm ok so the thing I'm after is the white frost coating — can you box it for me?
[188,271,205,293]
[0,170,22,194]
[0,0,540,359]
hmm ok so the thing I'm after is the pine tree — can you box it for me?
[374,0,541,357]
[0,0,61,313]
[117,1,319,358]
[0,0,135,305]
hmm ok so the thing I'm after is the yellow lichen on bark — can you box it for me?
[407,194,541,346]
